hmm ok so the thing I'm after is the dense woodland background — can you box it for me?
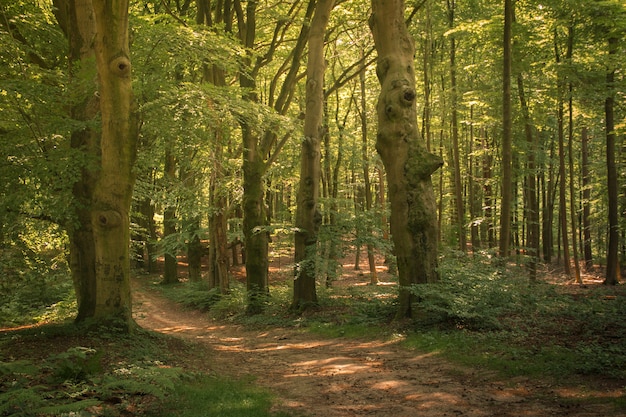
[1,0,625,320]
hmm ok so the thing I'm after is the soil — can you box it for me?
[131,257,625,417]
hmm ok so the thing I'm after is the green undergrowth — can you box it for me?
[0,324,290,417]
[402,250,626,386]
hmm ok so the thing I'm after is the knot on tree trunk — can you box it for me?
[96,210,122,229]
[109,55,131,78]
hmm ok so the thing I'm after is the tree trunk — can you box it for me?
[162,149,179,284]
[292,0,334,311]
[604,36,620,285]
[566,25,582,284]
[89,0,137,328]
[54,0,99,322]
[370,0,443,319]
[446,0,466,252]
[499,0,513,258]
[358,49,378,284]
[517,74,539,280]
[581,126,593,270]
[555,33,571,276]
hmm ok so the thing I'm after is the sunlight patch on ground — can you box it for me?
[554,387,625,399]
[371,380,408,390]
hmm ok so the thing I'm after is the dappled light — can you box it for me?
[131,277,626,417]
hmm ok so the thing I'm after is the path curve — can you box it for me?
[132,278,615,417]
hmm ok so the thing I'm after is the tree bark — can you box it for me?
[555,33,571,277]
[499,0,513,258]
[581,126,593,270]
[566,25,582,284]
[54,0,99,322]
[89,0,137,328]
[370,0,443,319]
[292,0,335,311]
[162,148,179,284]
[446,0,466,252]
[604,36,620,285]
[517,74,539,280]
[55,0,137,329]
[358,49,378,284]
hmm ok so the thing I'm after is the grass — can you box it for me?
[154,375,291,417]
[0,323,292,417]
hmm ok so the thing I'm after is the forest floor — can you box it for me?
[130,253,626,417]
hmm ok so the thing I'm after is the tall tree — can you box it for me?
[499,0,513,258]
[604,35,620,285]
[370,0,443,318]
[53,0,137,329]
[292,0,335,311]
[446,0,466,252]
[88,0,137,327]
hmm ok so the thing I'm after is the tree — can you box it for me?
[499,0,513,258]
[292,0,336,311]
[604,35,620,285]
[52,0,137,328]
[87,0,137,327]
[369,0,443,318]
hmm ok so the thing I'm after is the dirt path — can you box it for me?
[132,278,619,417]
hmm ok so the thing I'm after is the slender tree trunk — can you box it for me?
[370,0,443,318]
[581,126,593,270]
[358,50,378,284]
[482,129,495,248]
[604,36,620,285]
[499,0,513,258]
[468,106,480,252]
[555,33,571,277]
[162,149,179,284]
[517,74,539,280]
[292,0,335,310]
[566,25,582,284]
[446,0,466,252]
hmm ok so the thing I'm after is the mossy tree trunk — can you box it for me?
[292,0,335,311]
[89,0,138,328]
[369,0,443,319]
[54,0,137,329]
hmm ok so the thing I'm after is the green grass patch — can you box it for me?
[153,375,291,417]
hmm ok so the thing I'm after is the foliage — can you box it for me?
[0,224,74,327]
[403,251,626,380]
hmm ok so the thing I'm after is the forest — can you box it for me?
[1,0,625,416]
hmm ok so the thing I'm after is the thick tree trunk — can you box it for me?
[89,0,137,328]
[370,0,443,319]
[292,0,335,311]
[55,0,136,329]
[55,0,99,322]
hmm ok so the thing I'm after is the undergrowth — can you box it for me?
[0,325,288,417]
